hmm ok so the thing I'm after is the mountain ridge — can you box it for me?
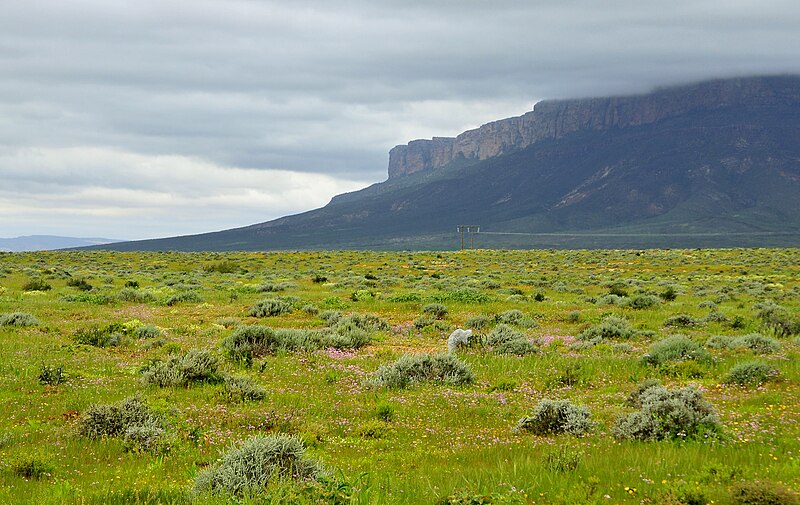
[87,74,800,251]
[388,75,800,178]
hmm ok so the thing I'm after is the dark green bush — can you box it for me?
[0,311,40,327]
[74,323,126,348]
[659,287,678,301]
[613,383,721,441]
[23,278,51,291]
[373,353,475,389]
[66,278,93,291]
[193,434,323,496]
[642,335,711,366]
[664,314,703,328]
[204,260,239,273]
[514,399,592,436]
[38,363,67,386]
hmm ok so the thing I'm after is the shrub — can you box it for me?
[495,309,525,325]
[642,335,711,366]
[249,298,294,317]
[486,324,523,346]
[613,383,721,441]
[431,288,493,304]
[627,294,660,310]
[164,290,202,306]
[413,314,435,329]
[725,361,777,387]
[375,402,395,422]
[23,278,51,291]
[737,333,780,354]
[66,278,93,291]
[38,363,67,386]
[422,303,448,319]
[660,287,678,301]
[373,353,475,389]
[664,314,703,328]
[141,349,222,387]
[204,260,239,273]
[494,338,539,356]
[220,325,321,361]
[729,481,798,505]
[0,311,40,327]
[74,323,126,348]
[123,417,169,454]
[117,287,157,303]
[578,315,636,342]
[135,324,161,339]
[356,419,392,439]
[514,399,592,436]
[79,396,162,440]
[11,455,54,480]
[220,375,266,402]
[465,314,490,330]
[193,434,323,496]
[706,335,738,349]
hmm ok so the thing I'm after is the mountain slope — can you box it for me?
[95,75,800,251]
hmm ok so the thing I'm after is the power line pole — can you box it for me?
[456,225,480,250]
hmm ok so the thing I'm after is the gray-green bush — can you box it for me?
[642,335,711,366]
[248,298,294,317]
[613,383,721,441]
[141,349,222,387]
[373,353,475,389]
[725,361,776,387]
[0,311,40,327]
[193,434,323,496]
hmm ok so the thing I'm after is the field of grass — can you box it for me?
[0,248,798,504]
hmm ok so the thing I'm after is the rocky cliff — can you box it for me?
[387,75,800,179]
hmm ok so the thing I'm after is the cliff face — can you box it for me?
[387,75,800,179]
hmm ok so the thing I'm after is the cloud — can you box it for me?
[1,0,799,238]
[0,147,368,239]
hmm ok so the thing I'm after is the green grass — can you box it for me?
[0,248,798,504]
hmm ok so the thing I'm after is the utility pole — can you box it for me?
[456,225,480,250]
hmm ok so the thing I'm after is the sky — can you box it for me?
[2,0,800,240]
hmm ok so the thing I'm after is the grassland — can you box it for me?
[0,248,798,504]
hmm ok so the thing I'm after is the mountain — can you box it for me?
[0,235,121,252]
[93,75,800,251]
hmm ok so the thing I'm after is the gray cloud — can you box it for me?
[1,0,799,238]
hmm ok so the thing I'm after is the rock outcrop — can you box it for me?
[387,75,800,179]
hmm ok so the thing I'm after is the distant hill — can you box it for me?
[92,75,800,251]
[0,236,121,252]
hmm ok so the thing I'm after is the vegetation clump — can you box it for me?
[79,396,168,454]
[193,434,324,496]
[22,278,51,292]
[248,298,294,317]
[0,311,39,327]
[729,480,798,505]
[220,375,266,402]
[642,335,711,366]
[141,349,222,387]
[578,314,636,342]
[73,323,127,348]
[373,353,474,389]
[514,399,592,436]
[724,361,777,387]
[613,382,721,441]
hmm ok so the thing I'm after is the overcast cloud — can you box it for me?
[2,0,799,240]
